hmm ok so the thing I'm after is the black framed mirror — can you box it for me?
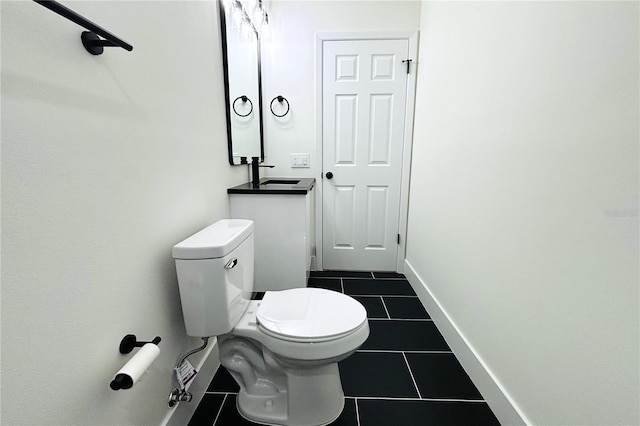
[219,1,265,165]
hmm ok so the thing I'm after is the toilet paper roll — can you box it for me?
[110,343,160,390]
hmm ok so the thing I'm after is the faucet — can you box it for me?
[251,157,275,188]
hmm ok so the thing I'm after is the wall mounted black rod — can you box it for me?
[33,0,133,53]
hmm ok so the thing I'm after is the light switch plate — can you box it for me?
[291,153,310,168]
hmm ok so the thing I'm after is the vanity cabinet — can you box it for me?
[228,178,315,291]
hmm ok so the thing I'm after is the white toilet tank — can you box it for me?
[172,219,254,337]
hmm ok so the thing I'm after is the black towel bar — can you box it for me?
[33,0,133,55]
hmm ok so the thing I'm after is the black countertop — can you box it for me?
[227,177,315,195]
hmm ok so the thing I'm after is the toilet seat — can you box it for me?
[231,289,370,361]
[256,288,367,343]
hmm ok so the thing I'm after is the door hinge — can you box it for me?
[397,234,401,245]
[401,59,413,74]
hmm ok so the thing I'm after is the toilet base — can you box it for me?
[219,336,346,426]
[237,362,344,426]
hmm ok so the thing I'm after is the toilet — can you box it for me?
[172,219,369,426]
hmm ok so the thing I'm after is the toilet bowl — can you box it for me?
[220,288,368,425]
[172,219,369,426]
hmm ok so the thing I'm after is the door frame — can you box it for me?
[315,31,419,273]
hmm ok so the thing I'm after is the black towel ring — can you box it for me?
[270,96,290,118]
[232,96,253,117]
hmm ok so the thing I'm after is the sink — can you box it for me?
[261,179,300,186]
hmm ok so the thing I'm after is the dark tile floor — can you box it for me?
[188,271,500,426]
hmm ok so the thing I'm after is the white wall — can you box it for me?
[1,1,245,424]
[406,1,639,425]
[261,0,421,176]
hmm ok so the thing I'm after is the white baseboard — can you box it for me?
[403,260,530,426]
[162,338,220,426]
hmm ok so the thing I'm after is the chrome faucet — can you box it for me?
[251,157,275,188]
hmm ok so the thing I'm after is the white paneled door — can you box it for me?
[322,38,410,271]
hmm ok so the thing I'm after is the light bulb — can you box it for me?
[253,8,264,32]
[231,4,243,30]
[260,21,271,41]
[240,20,254,43]
[258,11,270,41]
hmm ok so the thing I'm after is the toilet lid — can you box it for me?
[256,288,367,342]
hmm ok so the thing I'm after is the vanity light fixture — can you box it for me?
[223,0,271,40]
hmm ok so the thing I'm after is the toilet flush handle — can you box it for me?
[225,258,238,269]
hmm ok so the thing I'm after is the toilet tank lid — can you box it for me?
[172,219,253,260]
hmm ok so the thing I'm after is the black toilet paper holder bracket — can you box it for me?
[118,334,161,354]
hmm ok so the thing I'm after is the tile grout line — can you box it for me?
[380,296,391,319]
[353,295,417,299]
[357,349,453,354]
[419,397,487,403]
[402,351,423,399]
[212,393,228,426]
[311,275,407,280]
[365,318,433,322]
[340,278,345,293]
[349,396,488,403]
[348,294,418,298]
[355,397,361,426]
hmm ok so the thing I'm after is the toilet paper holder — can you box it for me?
[110,334,162,391]
[118,334,161,354]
